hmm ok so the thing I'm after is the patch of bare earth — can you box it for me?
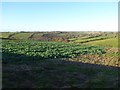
[65,48,119,67]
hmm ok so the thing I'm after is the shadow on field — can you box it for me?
[2,52,119,88]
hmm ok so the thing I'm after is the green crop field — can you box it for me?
[2,40,105,60]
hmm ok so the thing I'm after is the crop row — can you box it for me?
[2,40,106,59]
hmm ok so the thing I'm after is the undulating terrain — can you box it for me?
[1,31,119,88]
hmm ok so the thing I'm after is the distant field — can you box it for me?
[30,32,45,40]
[1,32,15,38]
[85,38,118,48]
[74,36,108,43]
[10,32,34,40]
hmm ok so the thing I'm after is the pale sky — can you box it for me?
[1,1,118,32]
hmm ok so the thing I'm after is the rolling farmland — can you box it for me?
[1,31,119,88]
